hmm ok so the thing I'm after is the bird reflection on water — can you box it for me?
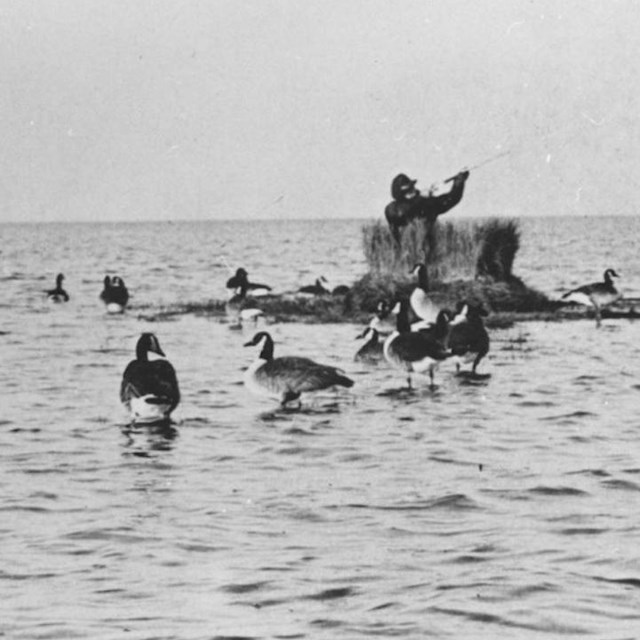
[120,420,178,456]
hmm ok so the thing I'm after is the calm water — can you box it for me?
[2,216,640,639]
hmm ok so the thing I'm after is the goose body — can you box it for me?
[46,273,69,303]
[244,331,354,407]
[409,263,440,325]
[120,333,180,424]
[383,299,451,389]
[448,302,490,374]
[562,269,621,327]
[299,276,330,295]
[354,327,384,363]
[100,275,129,313]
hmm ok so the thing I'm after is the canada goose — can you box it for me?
[120,333,180,424]
[226,268,272,294]
[299,276,330,295]
[46,273,69,302]
[226,283,263,329]
[368,300,396,336]
[409,263,440,325]
[100,275,129,313]
[243,331,354,407]
[448,302,490,375]
[562,268,622,327]
[383,298,451,389]
[354,327,384,363]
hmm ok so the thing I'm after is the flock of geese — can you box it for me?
[44,266,622,424]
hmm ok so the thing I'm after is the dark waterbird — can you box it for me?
[100,275,130,313]
[120,333,180,424]
[226,267,271,294]
[383,298,452,389]
[244,331,354,408]
[46,273,69,302]
[298,276,330,295]
[562,268,622,327]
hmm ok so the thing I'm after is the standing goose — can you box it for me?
[120,333,180,424]
[354,327,384,363]
[409,263,440,325]
[383,298,452,389]
[100,275,130,313]
[448,302,491,375]
[243,331,354,407]
[46,273,69,302]
[562,268,621,327]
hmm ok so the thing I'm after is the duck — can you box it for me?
[409,263,440,325]
[562,268,622,327]
[120,333,180,424]
[226,283,264,330]
[243,331,354,407]
[368,300,396,337]
[383,298,452,389]
[354,327,384,363]
[46,273,69,302]
[448,302,490,375]
[298,276,330,295]
[100,275,130,313]
[226,268,272,295]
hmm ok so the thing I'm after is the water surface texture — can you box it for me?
[2,216,640,639]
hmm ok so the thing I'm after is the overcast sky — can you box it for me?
[0,0,638,223]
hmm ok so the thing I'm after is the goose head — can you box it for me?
[56,273,65,287]
[244,331,274,360]
[604,268,620,282]
[136,333,166,360]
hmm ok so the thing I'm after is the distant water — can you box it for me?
[2,215,640,639]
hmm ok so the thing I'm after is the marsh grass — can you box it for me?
[363,217,521,282]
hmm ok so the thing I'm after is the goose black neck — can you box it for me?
[136,341,149,362]
[417,265,428,292]
[396,301,412,333]
[259,334,274,360]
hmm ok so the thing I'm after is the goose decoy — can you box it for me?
[562,268,622,327]
[383,298,451,390]
[226,268,272,294]
[100,275,130,313]
[120,333,180,424]
[243,331,354,407]
[409,263,440,325]
[46,273,69,302]
[298,276,330,295]
[354,327,384,363]
[448,302,490,375]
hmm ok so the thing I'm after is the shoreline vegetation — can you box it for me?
[136,218,638,327]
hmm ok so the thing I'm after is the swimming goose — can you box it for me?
[120,333,180,424]
[299,276,330,295]
[383,298,452,389]
[46,273,69,302]
[226,268,272,294]
[409,263,440,325]
[354,327,384,363]
[562,268,621,327]
[226,283,263,329]
[243,331,354,407]
[100,275,130,313]
[448,302,490,375]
